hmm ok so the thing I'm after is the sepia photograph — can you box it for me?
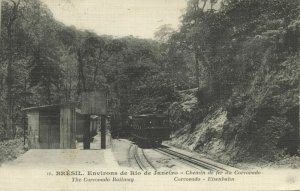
[0,0,299,190]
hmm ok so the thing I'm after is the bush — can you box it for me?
[0,138,27,165]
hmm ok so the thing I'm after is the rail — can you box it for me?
[155,147,227,171]
[129,144,156,171]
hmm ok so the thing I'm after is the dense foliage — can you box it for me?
[0,0,299,162]
[0,0,178,139]
[168,0,299,161]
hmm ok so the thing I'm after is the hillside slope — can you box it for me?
[168,58,299,168]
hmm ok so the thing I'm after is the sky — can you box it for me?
[41,0,187,39]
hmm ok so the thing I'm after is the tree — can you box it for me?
[154,24,175,43]
[1,0,24,137]
[29,39,62,104]
[1,0,67,136]
[0,0,2,35]
[178,0,216,89]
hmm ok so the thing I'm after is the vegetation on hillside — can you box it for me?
[166,0,299,162]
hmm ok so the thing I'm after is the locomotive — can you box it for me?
[130,114,170,146]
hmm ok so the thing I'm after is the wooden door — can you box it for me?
[39,109,60,149]
[49,115,60,149]
[39,115,49,149]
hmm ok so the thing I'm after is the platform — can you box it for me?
[1,133,118,169]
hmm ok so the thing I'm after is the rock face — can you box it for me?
[168,89,232,163]
[169,107,231,163]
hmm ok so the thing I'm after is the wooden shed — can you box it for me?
[23,103,76,149]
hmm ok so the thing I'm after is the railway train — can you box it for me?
[130,114,171,146]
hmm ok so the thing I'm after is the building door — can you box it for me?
[39,109,60,149]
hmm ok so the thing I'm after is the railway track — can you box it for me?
[129,144,156,171]
[128,142,231,171]
[155,147,227,171]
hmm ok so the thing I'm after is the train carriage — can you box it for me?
[131,114,170,146]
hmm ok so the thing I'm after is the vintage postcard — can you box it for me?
[0,0,299,190]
